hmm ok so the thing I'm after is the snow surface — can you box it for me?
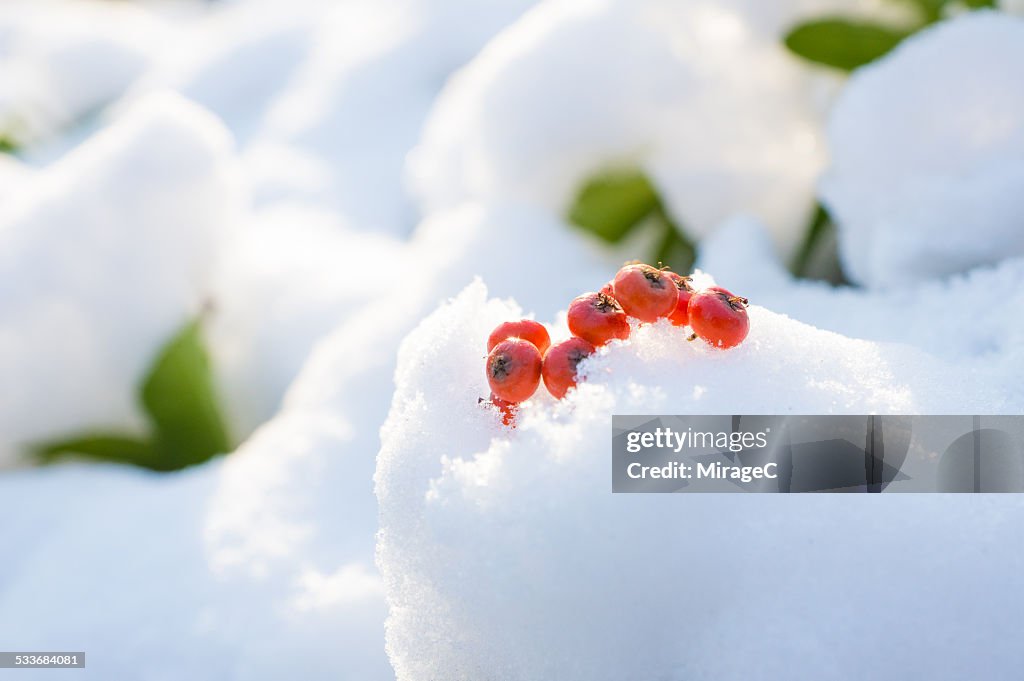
[0,0,168,149]
[0,154,32,205]
[0,2,599,679]
[0,198,620,680]
[377,280,1024,681]
[184,0,544,432]
[205,206,408,436]
[243,0,543,231]
[409,0,848,259]
[131,0,542,232]
[0,91,238,466]
[0,425,393,681]
[699,216,1024,363]
[822,12,1024,288]
[1001,0,1024,15]
[2,2,1024,680]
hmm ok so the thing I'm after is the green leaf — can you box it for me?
[904,0,948,23]
[30,318,232,472]
[651,204,696,274]
[141,318,231,470]
[788,202,850,284]
[568,170,661,243]
[34,434,156,467]
[904,0,994,21]
[790,203,833,277]
[568,168,697,272]
[0,136,17,154]
[784,19,913,71]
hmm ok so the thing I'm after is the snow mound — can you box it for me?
[244,0,540,230]
[206,206,407,435]
[408,201,620,308]
[132,0,320,145]
[700,216,1024,364]
[0,415,394,681]
[377,280,1024,681]
[0,0,167,148]
[822,12,1024,288]
[0,91,238,465]
[206,197,617,436]
[409,0,837,257]
[1001,0,1024,15]
[0,154,32,205]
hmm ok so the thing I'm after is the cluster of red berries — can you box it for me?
[483,262,750,425]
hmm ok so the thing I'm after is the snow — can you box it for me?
[409,0,842,259]
[821,11,1024,288]
[181,0,545,431]
[132,0,321,145]
[376,280,1024,681]
[0,91,238,466]
[130,0,541,232]
[0,424,393,681]
[699,216,1024,362]
[0,2,578,678]
[0,154,32,204]
[0,198,614,679]
[248,0,540,231]
[1001,0,1024,15]
[2,2,1024,680]
[205,207,407,436]
[0,0,168,149]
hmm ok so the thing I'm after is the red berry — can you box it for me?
[567,292,630,346]
[611,264,677,322]
[665,272,695,327]
[482,393,518,427]
[688,288,750,349]
[599,281,614,296]
[486,338,542,403]
[542,337,596,399]
[487,319,551,355]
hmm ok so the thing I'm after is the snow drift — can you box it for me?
[377,280,1024,681]
[0,92,237,466]
[822,12,1024,288]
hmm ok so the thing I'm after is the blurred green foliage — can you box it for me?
[790,203,834,277]
[785,20,911,71]
[789,202,850,284]
[569,171,661,243]
[37,435,156,468]
[568,170,695,273]
[785,0,997,71]
[141,319,231,470]
[36,318,232,472]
